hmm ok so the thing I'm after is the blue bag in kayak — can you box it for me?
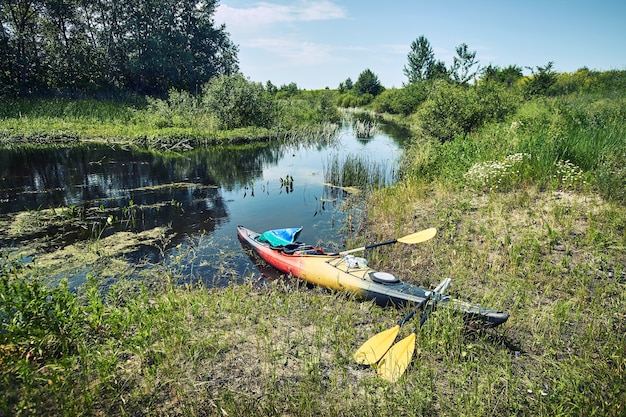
[258,227,303,247]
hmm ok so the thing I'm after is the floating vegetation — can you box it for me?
[321,182,361,195]
[279,175,294,193]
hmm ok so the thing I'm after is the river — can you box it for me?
[0,121,408,288]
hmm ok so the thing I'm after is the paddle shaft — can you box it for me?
[398,310,416,326]
[365,239,398,250]
[421,278,451,326]
[336,228,436,256]
[337,239,396,256]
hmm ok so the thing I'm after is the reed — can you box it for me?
[323,153,394,193]
[352,119,379,138]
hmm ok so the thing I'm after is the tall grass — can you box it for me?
[0,97,139,121]
[403,95,626,204]
[0,91,341,146]
[324,153,395,192]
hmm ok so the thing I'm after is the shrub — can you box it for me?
[551,68,626,97]
[0,257,83,361]
[202,74,276,129]
[596,147,626,204]
[415,80,519,142]
[414,81,470,142]
[522,62,558,98]
[336,92,373,108]
[144,89,218,129]
[373,83,428,115]
[275,91,341,128]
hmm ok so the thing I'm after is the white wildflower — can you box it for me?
[465,153,531,192]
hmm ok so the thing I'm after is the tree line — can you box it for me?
[0,0,238,97]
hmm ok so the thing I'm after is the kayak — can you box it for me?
[237,225,509,327]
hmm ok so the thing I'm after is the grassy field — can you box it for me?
[1,84,625,415]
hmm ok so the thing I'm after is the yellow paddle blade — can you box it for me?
[397,228,437,244]
[353,325,400,365]
[376,332,416,383]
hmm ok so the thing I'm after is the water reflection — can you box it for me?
[0,124,406,287]
[0,143,285,213]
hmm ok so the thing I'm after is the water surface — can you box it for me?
[0,123,406,287]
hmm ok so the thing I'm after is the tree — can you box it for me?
[0,0,239,97]
[1,0,46,93]
[524,62,558,97]
[276,82,299,98]
[481,64,523,87]
[338,77,353,93]
[114,0,239,96]
[354,69,382,96]
[404,36,434,83]
[265,80,277,94]
[451,43,479,85]
[403,35,447,83]
[430,60,449,80]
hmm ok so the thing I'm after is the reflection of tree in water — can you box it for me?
[0,142,288,251]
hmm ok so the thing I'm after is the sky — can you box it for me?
[214,0,626,90]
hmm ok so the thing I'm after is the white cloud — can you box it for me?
[246,37,335,66]
[215,1,350,70]
[215,1,346,29]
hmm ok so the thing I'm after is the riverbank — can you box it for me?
[0,97,277,149]
[2,85,626,415]
[0,88,341,149]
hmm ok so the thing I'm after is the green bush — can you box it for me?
[274,91,341,129]
[373,83,428,115]
[416,80,518,142]
[0,263,83,361]
[202,74,276,130]
[551,68,626,97]
[522,62,558,98]
[145,89,204,129]
[338,92,375,108]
